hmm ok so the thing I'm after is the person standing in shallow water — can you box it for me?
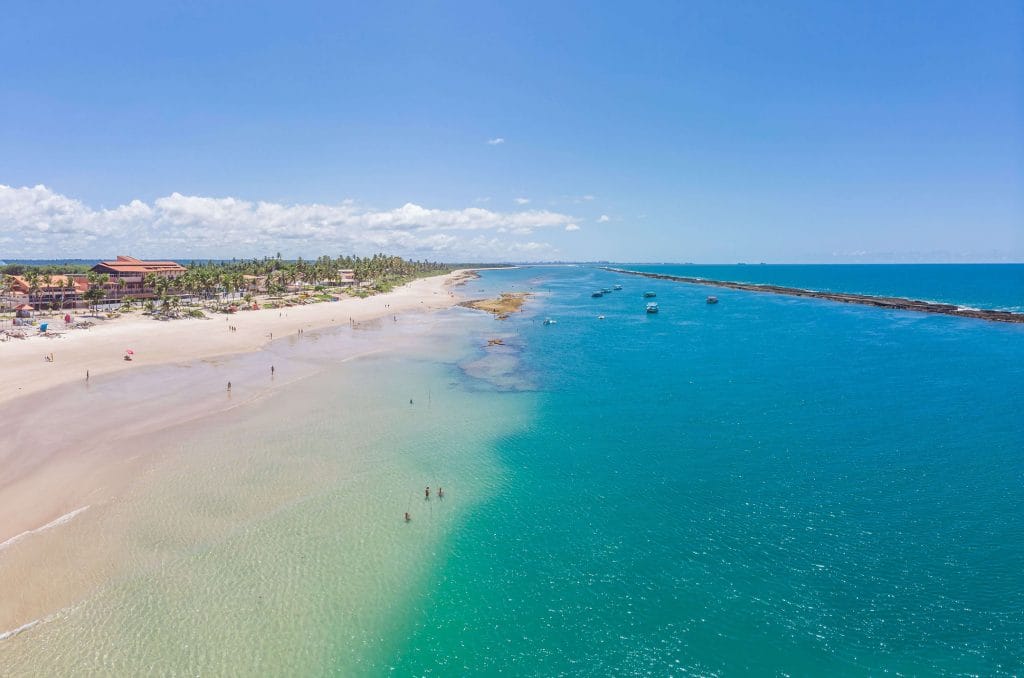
[425,486,430,499]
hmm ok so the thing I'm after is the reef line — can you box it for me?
[604,268,1024,324]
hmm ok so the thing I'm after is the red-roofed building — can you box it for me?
[91,255,186,278]
[5,274,89,309]
[91,255,187,301]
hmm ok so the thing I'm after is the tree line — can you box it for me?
[3,254,453,313]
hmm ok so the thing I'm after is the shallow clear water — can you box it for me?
[627,263,1024,312]
[0,309,534,675]
[3,266,1023,676]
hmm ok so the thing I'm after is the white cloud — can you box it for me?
[0,184,576,260]
[565,224,580,232]
[597,214,610,223]
[514,197,530,205]
[487,137,505,145]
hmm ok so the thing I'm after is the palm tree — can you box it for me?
[40,274,54,312]
[84,272,108,312]
[0,274,14,312]
[143,273,159,300]
[24,270,41,308]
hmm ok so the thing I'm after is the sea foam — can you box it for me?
[0,505,91,553]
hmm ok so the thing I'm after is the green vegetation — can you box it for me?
[2,254,453,319]
[0,263,93,276]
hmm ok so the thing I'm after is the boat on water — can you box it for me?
[543,318,557,325]
[613,284,622,290]
[602,288,613,294]
[592,291,604,298]
[706,296,719,304]
[646,302,659,313]
[643,291,656,298]
[598,315,605,320]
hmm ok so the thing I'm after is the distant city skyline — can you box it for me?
[1,2,1021,262]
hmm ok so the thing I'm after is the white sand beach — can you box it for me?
[0,269,489,639]
[0,270,475,406]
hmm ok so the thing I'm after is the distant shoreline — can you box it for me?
[605,267,1024,324]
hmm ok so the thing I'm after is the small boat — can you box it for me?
[592,291,604,298]
[613,284,622,290]
[646,302,659,313]
[602,288,612,294]
[706,296,718,304]
[543,318,557,325]
[643,292,656,298]
[598,315,605,320]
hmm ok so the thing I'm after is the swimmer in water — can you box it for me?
[438,487,444,498]
[404,512,411,522]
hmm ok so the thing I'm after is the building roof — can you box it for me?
[8,274,89,293]
[92,255,186,274]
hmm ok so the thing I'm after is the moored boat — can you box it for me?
[643,291,656,298]
[613,284,622,290]
[646,302,659,313]
[592,291,604,298]
[543,317,557,325]
[706,296,718,304]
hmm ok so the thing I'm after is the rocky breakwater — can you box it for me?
[604,268,1024,324]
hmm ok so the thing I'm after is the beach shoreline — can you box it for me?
[0,269,479,407]
[0,269,497,639]
[0,299,528,669]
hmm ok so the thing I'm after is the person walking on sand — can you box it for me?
[271,365,275,376]
[86,370,89,381]
[227,381,232,391]
[404,512,411,522]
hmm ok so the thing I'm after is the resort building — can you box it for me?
[4,274,89,309]
[321,269,357,286]
[90,256,187,301]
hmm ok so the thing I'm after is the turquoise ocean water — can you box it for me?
[385,265,1024,675]
[3,265,1022,676]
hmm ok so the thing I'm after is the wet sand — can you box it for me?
[0,273,482,639]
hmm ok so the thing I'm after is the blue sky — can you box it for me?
[1,1,1021,262]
